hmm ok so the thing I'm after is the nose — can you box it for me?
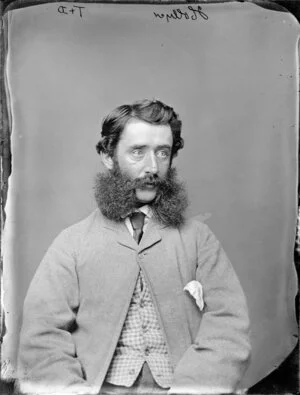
[144,152,158,174]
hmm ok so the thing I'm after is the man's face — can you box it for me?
[114,119,173,204]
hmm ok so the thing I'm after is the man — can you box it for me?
[17,99,251,395]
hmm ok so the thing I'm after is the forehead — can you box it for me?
[119,119,173,147]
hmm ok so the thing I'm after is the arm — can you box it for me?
[170,224,251,394]
[17,230,93,394]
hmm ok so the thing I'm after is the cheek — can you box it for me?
[159,161,171,176]
[118,158,143,179]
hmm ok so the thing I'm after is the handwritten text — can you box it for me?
[58,5,85,18]
[153,5,208,23]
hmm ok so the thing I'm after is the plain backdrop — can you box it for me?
[2,0,299,388]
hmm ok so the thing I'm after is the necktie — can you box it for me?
[130,212,146,244]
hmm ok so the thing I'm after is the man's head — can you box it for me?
[94,99,188,226]
[96,99,184,203]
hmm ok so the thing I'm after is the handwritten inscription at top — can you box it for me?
[58,5,85,18]
[56,4,207,22]
[154,6,208,23]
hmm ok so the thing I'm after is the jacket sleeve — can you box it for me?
[170,224,251,394]
[17,229,94,394]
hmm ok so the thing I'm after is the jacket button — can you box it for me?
[145,347,150,356]
[129,369,135,375]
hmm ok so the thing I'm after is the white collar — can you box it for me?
[134,205,153,219]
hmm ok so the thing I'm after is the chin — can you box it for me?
[135,189,157,204]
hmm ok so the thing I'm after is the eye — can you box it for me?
[131,149,144,158]
[157,150,170,159]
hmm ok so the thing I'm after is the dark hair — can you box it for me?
[96,99,184,158]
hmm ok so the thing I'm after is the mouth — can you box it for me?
[142,183,157,190]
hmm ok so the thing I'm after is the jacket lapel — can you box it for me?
[139,218,163,250]
[102,213,164,251]
[101,213,137,250]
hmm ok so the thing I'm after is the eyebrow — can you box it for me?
[129,144,172,150]
[156,145,172,151]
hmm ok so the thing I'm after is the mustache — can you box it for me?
[131,174,160,188]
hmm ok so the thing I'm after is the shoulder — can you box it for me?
[159,213,216,251]
[49,209,105,252]
[180,213,213,236]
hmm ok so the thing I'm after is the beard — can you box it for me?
[94,165,189,228]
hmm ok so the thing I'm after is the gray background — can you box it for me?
[3,1,299,388]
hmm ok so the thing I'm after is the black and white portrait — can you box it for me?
[1,1,299,394]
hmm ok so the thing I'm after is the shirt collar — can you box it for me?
[121,204,153,220]
[137,205,153,219]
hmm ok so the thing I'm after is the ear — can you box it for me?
[100,151,114,170]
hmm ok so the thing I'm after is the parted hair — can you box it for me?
[96,99,184,158]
